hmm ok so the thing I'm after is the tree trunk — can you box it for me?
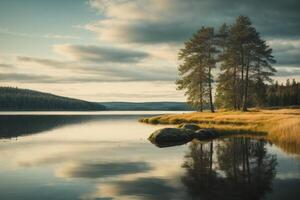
[242,60,250,111]
[199,82,203,112]
[240,46,245,110]
[207,42,214,113]
[233,65,238,110]
[208,66,215,112]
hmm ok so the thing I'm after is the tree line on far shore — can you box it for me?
[176,15,299,112]
[0,87,106,111]
[216,78,300,108]
[265,79,300,107]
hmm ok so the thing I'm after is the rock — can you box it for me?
[148,128,194,147]
[179,123,200,131]
[148,127,219,148]
[193,129,218,140]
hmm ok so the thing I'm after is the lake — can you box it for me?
[0,111,299,200]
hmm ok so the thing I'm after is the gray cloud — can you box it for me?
[61,74,175,83]
[16,55,177,83]
[275,68,300,77]
[0,73,55,83]
[274,52,300,66]
[0,63,14,68]
[94,65,177,82]
[0,66,177,83]
[85,0,300,70]
[54,44,149,63]
[4,0,298,87]
[269,40,300,66]
[88,0,300,44]
[112,21,198,44]
[18,56,69,68]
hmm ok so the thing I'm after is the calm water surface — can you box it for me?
[0,111,299,200]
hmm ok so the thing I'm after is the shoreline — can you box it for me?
[139,108,300,154]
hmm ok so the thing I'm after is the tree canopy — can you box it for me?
[176,15,298,111]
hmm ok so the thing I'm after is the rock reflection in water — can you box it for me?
[182,138,277,200]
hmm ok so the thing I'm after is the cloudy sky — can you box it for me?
[0,0,299,102]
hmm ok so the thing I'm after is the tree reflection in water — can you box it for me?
[182,138,277,200]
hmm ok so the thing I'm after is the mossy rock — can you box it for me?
[148,128,194,147]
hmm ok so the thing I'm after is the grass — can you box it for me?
[139,107,300,154]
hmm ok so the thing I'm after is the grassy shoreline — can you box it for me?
[139,107,300,154]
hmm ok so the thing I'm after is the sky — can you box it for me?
[0,0,299,102]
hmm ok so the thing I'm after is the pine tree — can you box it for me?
[177,27,217,112]
[291,79,298,105]
[216,16,276,111]
[215,23,241,109]
[265,79,300,107]
[180,16,279,111]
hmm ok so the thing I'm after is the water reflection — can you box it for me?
[98,178,179,200]
[182,138,277,200]
[0,114,299,200]
[0,115,89,138]
[0,114,153,139]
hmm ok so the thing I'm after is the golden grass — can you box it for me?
[139,108,300,154]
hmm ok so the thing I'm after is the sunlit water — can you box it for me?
[0,111,299,200]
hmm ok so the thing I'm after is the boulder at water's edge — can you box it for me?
[148,128,194,147]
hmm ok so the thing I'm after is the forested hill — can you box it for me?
[0,87,106,111]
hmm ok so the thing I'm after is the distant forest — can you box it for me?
[0,87,106,111]
[101,102,194,111]
[265,79,300,107]
[216,79,300,108]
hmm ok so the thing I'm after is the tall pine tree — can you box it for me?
[177,27,217,112]
[216,16,276,111]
